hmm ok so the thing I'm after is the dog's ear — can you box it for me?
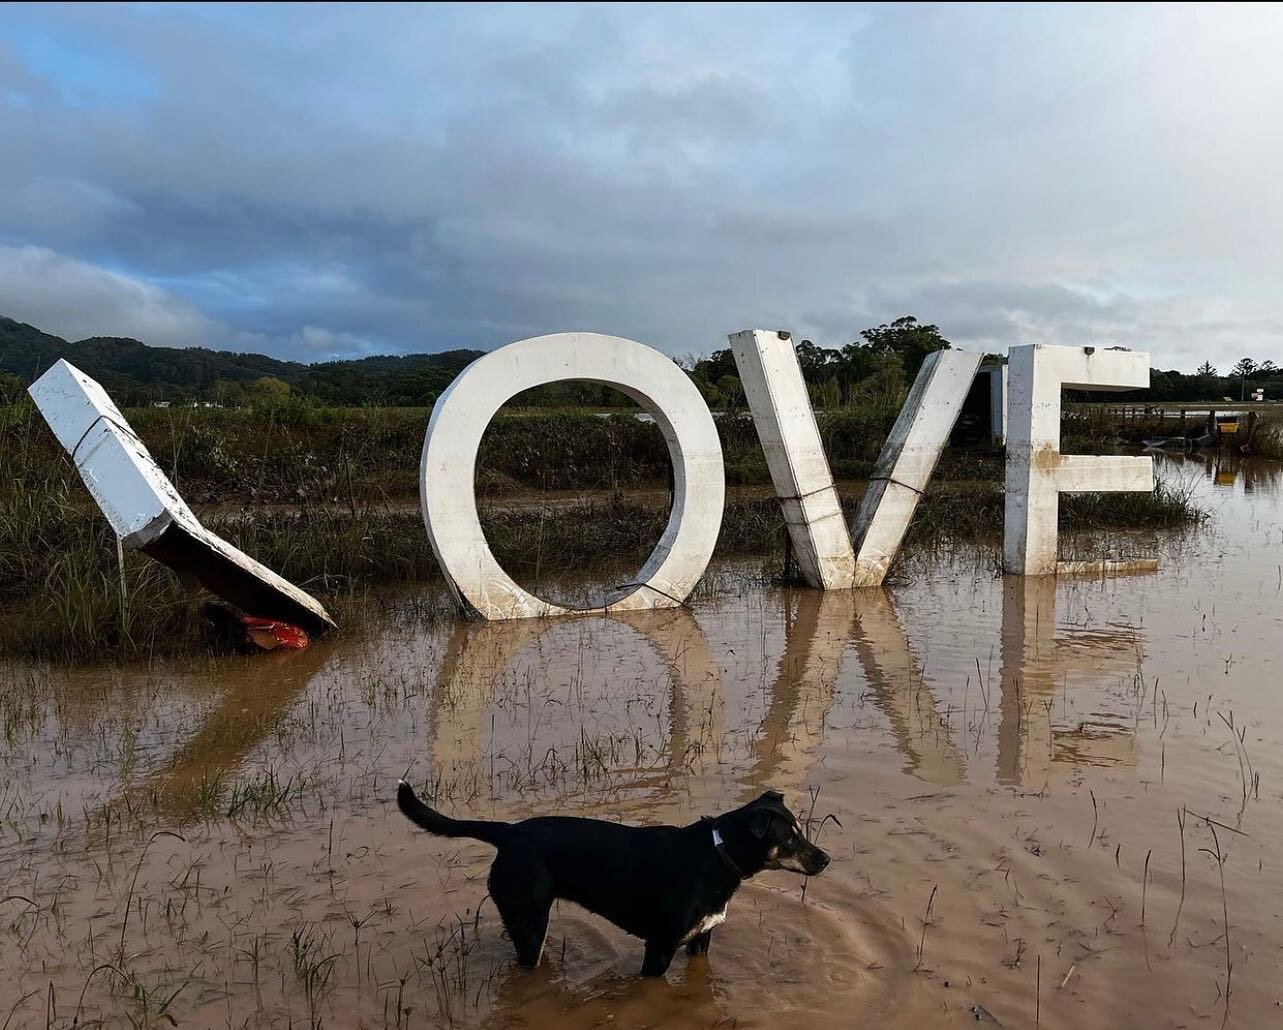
[756,790,785,807]
[750,808,776,839]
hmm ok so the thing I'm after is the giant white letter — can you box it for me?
[422,333,725,620]
[28,360,335,633]
[847,349,983,586]
[731,329,981,589]
[1004,345,1154,575]
[729,329,855,588]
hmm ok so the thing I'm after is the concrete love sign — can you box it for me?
[422,331,1155,620]
[31,332,1155,627]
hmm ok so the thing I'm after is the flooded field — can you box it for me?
[3,454,1283,1028]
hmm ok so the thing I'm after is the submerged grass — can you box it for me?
[0,490,1205,662]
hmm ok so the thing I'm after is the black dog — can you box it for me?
[396,781,830,976]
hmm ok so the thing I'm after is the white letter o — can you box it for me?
[421,333,725,620]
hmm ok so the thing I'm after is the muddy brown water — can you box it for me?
[3,454,1283,1028]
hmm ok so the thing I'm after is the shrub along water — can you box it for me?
[1251,418,1283,460]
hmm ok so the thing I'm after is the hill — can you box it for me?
[0,316,485,405]
[6,312,1282,409]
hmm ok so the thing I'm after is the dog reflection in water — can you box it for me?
[397,782,830,976]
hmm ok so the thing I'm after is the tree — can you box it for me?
[716,374,744,409]
[250,376,291,406]
[1231,357,1258,400]
[1196,361,1217,377]
[848,353,907,409]
[855,316,951,377]
[689,348,739,385]
[209,378,247,407]
[794,339,841,380]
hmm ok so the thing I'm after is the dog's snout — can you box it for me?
[806,845,831,875]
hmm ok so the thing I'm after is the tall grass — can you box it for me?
[1251,418,1283,460]
[0,399,1206,662]
[2,399,933,503]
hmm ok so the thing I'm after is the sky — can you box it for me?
[2,3,1282,371]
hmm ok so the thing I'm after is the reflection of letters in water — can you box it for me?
[998,576,1142,787]
[745,589,964,794]
[847,590,967,786]
[745,590,857,794]
[128,575,1148,811]
[427,584,974,801]
[139,644,331,814]
[427,608,724,798]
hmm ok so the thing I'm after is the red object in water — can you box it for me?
[239,615,310,651]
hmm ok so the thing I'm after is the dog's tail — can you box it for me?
[396,781,509,846]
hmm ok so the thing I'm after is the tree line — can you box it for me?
[3,312,1280,410]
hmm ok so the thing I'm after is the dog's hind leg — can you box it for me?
[641,938,678,977]
[489,850,553,968]
[684,930,713,957]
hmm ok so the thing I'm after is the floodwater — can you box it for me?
[3,454,1283,1028]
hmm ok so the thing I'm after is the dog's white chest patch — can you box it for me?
[682,907,727,942]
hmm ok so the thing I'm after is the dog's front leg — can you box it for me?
[641,939,678,977]
[684,930,713,957]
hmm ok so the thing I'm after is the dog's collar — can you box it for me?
[711,825,745,880]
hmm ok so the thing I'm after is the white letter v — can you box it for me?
[730,330,981,589]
